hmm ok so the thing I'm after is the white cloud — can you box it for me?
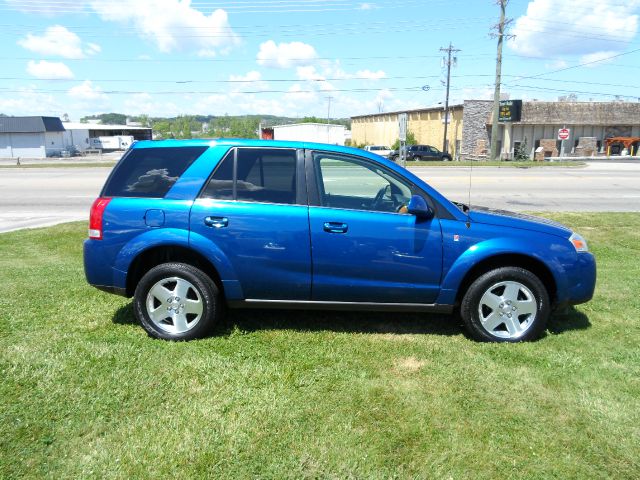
[229,70,262,83]
[26,60,74,79]
[580,50,618,65]
[355,69,386,80]
[0,86,62,116]
[229,70,269,91]
[285,84,319,104]
[89,0,240,56]
[510,0,640,60]
[359,3,374,10]
[257,40,318,69]
[296,66,324,81]
[123,92,182,117]
[17,25,92,59]
[545,59,568,69]
[68,80,108,101]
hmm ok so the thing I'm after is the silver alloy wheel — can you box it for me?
[478,280,538,339]
[145,276,204,334]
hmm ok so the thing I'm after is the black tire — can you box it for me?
[442,155,452,161]
[460,267,550,342]
[133,262,220,340]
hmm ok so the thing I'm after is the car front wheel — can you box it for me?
[460,267,550,342]
[133,262,220,340]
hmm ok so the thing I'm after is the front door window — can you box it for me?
[313,152,412,213]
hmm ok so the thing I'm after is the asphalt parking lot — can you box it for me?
[0,161,638,233]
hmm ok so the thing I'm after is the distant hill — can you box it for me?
[80,113,350,128]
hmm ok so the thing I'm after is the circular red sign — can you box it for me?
[558,128,570,140]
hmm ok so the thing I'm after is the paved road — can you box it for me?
[0,162,639,233]
[411,162,640,212]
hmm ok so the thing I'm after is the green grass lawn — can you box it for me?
[1,214,638,479]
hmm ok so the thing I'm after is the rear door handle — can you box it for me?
[204,216,228,228]
[323,222,348,234]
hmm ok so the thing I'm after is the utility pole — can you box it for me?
[326,96,333,143]
[440,42,460,155]
[490,0,512,161]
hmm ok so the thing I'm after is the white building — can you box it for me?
[273,123,346,145]
[62,122,152,152]
[0,116,66,158]
[0,116,154,158]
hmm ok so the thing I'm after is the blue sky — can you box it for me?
[1,0,639,121]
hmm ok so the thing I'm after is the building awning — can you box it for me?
[604,137,640,148]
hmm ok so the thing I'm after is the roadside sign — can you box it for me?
[398,113,407,141]
[498,99,522,122]
[558,128,570,140]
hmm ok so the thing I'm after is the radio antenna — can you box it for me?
[466,160,473,228]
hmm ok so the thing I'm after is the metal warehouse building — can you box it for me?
[352,100,640,160]
[0,116,153,158]
[0,116,66,158]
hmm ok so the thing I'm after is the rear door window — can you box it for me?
[202,147,298,205]
[102,146,207,198]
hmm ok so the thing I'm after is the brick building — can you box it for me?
[352,100,640,160]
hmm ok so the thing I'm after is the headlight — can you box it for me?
[569,232,589,252]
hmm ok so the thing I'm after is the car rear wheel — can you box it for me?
[133,262,220,340]
[460,267,549,342]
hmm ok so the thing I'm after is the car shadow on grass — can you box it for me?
[547,307,591,335]
[110,303,591,338]
[110,303,461,336]
[223,309,461,336]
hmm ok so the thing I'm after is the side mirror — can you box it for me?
[407,195,434,219]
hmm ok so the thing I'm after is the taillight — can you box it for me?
[88,197,112,240]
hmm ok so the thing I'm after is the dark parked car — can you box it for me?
[84,139,595,342]
[389,144,452,162]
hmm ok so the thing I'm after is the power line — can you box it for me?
[502,84,640,100]
[0,74,499,83]
[511,47,640,82]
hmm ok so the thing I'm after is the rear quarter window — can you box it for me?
[102,146,207,198]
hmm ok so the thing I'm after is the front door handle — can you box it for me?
[323,222,348,234]
[204,216,228,228]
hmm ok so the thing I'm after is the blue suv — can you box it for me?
[84,139,596,342]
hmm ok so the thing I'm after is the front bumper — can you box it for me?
[557,252,597,309]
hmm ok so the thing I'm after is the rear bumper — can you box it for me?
[84,239,126,295]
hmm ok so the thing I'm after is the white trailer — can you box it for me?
[273,123,346,145]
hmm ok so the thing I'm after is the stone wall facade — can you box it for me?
[460,100,493,158]
[534,139,558,161]
[574,137,598,156]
